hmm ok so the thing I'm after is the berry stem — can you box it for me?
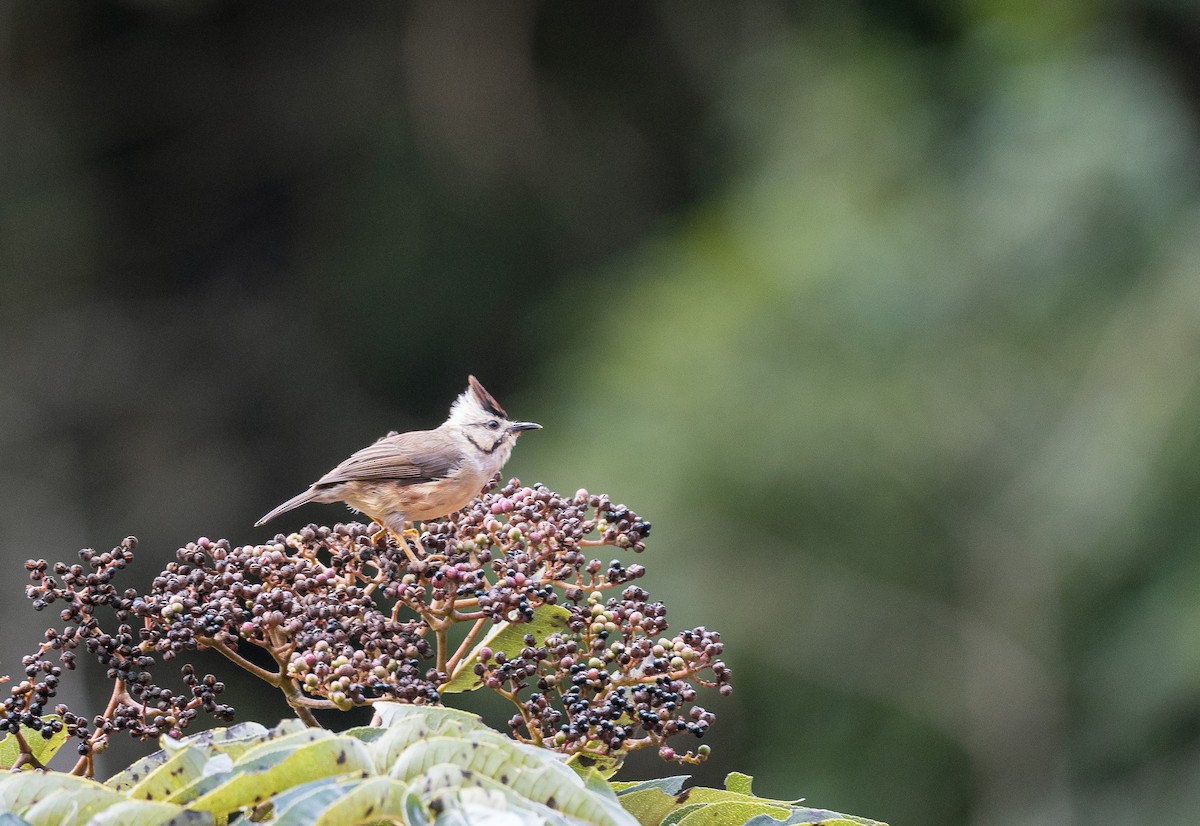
[267,642,321,727]
[9,728,45,771]
[199,636,281,684]
[433,625,450,674]
[70,679,125,777]
[444,616,488,675]
[496,686,541,745]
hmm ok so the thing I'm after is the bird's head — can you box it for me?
[447,376,541,459]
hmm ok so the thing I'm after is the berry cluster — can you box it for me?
[472,585,731,763]
[3,539,233,772]
[141,527,441,712]
[1,478,730,777]
[445,486,651,624]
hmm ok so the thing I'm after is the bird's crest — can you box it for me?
[467,375,507,417]
[448,375,507,423]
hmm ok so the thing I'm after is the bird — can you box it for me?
[255,376,540,554]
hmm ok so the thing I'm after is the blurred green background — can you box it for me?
[4,1,1200,823]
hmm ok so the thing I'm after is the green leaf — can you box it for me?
[403,788,430,826]
[617,788,688,826]
[372,702,483,730]
[408,762,636,826]
[567,749,624,779]
[675,800,790,825]
[0,771,100,813]
[744,812,888,826]
[365,706,484,774]
[338,726,385,744]
[612,776,689,796]
[173,735,374,814]
[122,746,208,802]
[583,766,624,801]
[661,804,704,825]
[303,775,413,826]
[20,782,126,826]
[234,726,337,763]
[386,732,556,781]
[105,749,176,794]
[0,717,69,770]
[441,604,572,693]
[106,721,279,792]
[83,799,214,826]
[368,724,454,774]
[264,774,412,826]
[255,773,357,821]
[614,774,887,826]
[502,762,633,826]
[724,772,754,796]
[391,729,636,826]
[672,783,799,809]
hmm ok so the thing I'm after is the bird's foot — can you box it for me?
[369,525,420,544]
[401,528,448,566]
[383,527,428,566]
[370,524,445,566]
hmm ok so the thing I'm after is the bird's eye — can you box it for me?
[486,419,500,430]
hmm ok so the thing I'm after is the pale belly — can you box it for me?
[333,469,489,530]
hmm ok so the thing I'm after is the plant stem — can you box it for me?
[445,616,489,675]
[279,678,321,727]
[199,636,282,684]
[434,625,449,673]
[496,686,540,745]
[70,679,126,776]
[10,728,44,770]
[265,640,321,727]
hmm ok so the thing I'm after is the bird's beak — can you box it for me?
[510,421,542,432]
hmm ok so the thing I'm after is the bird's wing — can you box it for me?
[312,430,461,487]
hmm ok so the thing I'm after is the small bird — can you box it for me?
[255,376,540,548]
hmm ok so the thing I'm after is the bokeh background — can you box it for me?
[4,2,1200,823]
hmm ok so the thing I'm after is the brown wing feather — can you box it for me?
[312,429,461,488]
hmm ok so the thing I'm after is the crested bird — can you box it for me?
[255,376,540,556]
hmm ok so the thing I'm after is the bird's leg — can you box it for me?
[367,517,391,547]
[375,519,429,565]
[373,517,445,566]
[395,529,424,565]
[374,525,421,565]
[367,516,404,554]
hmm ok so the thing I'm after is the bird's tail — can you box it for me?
[255,489,319,527]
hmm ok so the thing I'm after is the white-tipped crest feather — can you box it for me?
[447,376,506,426]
